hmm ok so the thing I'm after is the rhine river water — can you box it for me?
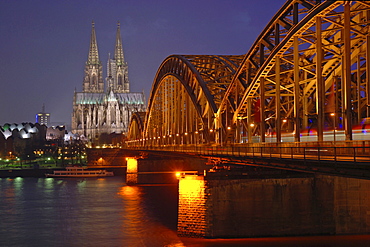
[1,176,370,247]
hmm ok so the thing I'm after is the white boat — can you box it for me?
[45,166,114,178]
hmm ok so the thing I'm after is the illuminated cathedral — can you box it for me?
[71,22,146,141]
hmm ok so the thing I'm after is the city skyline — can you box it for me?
[0,0,284,126]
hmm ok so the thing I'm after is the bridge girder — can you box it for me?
[127,112,146,141]
[220,0,370,144]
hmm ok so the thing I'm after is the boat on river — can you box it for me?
[45,166,114,178]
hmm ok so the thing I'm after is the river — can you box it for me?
[1,176,370,247]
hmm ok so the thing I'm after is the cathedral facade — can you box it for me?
[71,22,146,141]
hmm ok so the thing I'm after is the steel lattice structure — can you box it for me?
[128,0,370,146]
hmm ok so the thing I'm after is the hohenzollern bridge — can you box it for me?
[124,0,370,174]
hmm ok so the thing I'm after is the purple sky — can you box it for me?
[0,0,285,127]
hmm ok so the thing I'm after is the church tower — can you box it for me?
[107,21,129,93]
[83,21,104,93]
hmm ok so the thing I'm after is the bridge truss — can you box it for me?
[128,0,370,147]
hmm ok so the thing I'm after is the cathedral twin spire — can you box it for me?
[114,22,125,66]
[88,21,99,66]
[83,21,129,94]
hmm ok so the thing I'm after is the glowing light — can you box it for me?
[227,126,231,130]
[282,119,287,123]
[330,113,335,117]
[185,132,188,135]
[118,186,136,196]
[176,172,181,178]
[250,123,255,127]
[210,129,214,132]
[126,158,138,173]
[21,132,31,139]
[178,175,206,236]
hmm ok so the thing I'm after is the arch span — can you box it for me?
[140,55,243,145]
[127,112,146,142]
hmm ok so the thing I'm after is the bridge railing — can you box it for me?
[128,141,370,164]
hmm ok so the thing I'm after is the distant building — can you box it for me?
[71,22,146,142]
[36,104,50,126]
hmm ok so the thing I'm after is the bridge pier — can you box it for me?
[178,172,370,238]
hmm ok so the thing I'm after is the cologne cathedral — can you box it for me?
[71,22,146,141]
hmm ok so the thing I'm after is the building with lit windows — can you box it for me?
[36,105,50,126]
[71,22,146,142]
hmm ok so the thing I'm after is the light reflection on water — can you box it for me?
[0,177,183,247]
[1,177,370,247]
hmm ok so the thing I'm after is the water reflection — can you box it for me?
[1,177,185,246]
[117,185,144,244]
[117,184,185,246]
[2,176,370,246]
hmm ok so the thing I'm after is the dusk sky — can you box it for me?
[0,0,285,127]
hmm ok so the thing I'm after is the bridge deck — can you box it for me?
[123,141,370,179]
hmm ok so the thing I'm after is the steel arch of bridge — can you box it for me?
[134,55,243,146]
[128,0,370,146]
[127,112,146,141]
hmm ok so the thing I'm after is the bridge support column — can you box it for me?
[357,55,362,124]
[316,16,325,142]
[367,35,370,117]
[260,77,265,142]
[126,157,138,185]
[343,2,353,140]
[178,173,370,238]
[275,57,281,142]
[293,36,301,142]
[247,98,253,143]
